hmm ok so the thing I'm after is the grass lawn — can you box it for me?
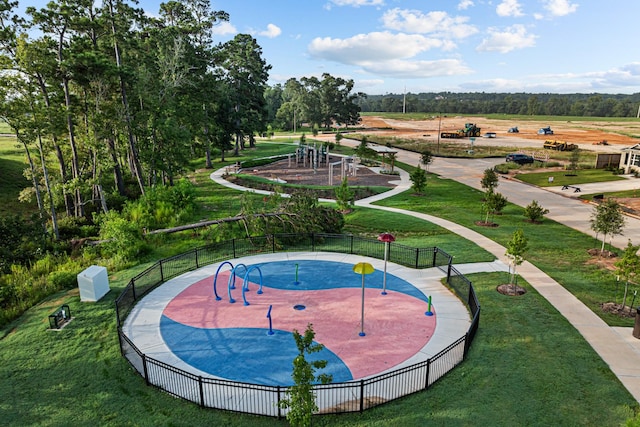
[0,136,36,217]
[2,142,639,425]
[515,168,627,187]
[1,269,635,426]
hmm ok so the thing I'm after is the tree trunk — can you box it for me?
[20,136,45,231]
[37,132,59,240]
[34,74,73,217]
[107,0,145,195]
[62,76,85,217]
[107,136,126,196]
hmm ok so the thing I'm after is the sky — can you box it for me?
[19,0,640,95]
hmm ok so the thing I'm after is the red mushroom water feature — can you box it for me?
[377,233,396,295]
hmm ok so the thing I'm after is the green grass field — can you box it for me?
[1,139,639,425]
[514,168,627,187]
[0,136,36,217]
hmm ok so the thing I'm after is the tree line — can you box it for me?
[264,73,364,132]
[0,0,271,239]
[358,92,640,117]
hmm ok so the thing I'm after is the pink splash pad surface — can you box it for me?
[163,273,436,379]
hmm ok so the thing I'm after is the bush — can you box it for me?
[410,167,427,194]
[524,200,550,223]
[47,270,78,290]
[98,211,147,261]
[335,178,354,211]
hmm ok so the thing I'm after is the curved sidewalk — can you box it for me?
[211,149,640,403]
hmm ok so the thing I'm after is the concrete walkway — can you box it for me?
[212,141,640,403]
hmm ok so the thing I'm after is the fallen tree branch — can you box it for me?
[144,212,294,235]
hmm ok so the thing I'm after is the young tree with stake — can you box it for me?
[590,199,625,256]
[506,229,528,286]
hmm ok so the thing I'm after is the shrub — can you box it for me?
[335,178,354,211]
[410,166,427,194]
[524,200,550,223]
[98,211,147,261]
[47,270,78,290]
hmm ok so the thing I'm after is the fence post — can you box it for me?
[359,380,365,412]
[272,234,276,253]
[115,303,121,329]
[277,386,282,419]
[447,263,453,284]
[159,260,165,283]
[424,358,431,390]
[195,248,200,269]
[131,279,137,301]
[312,233,316,252]
[232,238,237,258]
[463,332,470,359]
[142,354,150,385]
[350,234,354,254]
[415,248,420,269]
[198,376,205,407]
[117,328,125,355]
[432,247,438,267]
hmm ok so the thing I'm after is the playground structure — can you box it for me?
[275,142,360,186]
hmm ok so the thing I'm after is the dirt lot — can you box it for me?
[352,115,640,211]
[359,115,640,147]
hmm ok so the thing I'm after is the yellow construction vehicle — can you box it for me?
[543,140,578,151]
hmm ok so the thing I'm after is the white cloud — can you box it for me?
[327,0,384,7]
[476,24,537,53]
[381,8,478,39]
[259,24,281,38]
[461,63,640,93]
[308,32,471,79]
[309,32,452,64]
[361,59,473,79]
[211,21,237,36]
[458,0,474,10]
[496,0,524,17]
[542,0,578,17]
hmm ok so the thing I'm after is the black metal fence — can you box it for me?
[115,233,479,417]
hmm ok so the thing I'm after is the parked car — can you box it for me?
[483,132,497,138]
[505,153,534,165]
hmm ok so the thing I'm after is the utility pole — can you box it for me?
[437,113,442,155]
[402,85,406,114]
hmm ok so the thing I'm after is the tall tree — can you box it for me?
[103,0,147,195]
[27,0,90,216]
[217,33,270,155]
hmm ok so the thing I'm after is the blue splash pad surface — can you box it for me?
[161,259,428,386]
